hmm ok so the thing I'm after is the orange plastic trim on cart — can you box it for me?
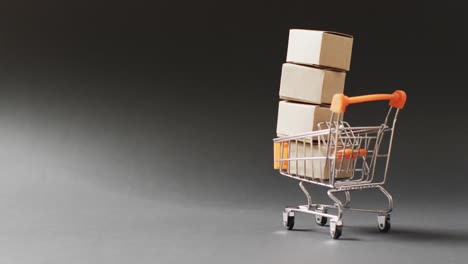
[330,90,407,114]
[274,142,289,169]
[336,149,368,160]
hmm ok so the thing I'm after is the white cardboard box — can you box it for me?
[286,29,353,71]
[277,100,332,137]
[287,141,353,179]
[279,63,346,105]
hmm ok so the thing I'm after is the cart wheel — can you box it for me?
[315,209,328,226]
[330,221,342,239]
[377,214,391,233]
[283,211,294,230]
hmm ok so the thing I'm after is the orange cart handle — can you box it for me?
[330,90,407,113]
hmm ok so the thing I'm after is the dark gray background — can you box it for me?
[0,1,467,263]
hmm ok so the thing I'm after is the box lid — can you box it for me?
[290,29,353,39]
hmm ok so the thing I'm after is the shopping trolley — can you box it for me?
[273,90,407,239]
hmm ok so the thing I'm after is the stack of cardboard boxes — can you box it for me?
[275,29,354,179]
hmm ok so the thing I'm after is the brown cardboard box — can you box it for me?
[283,141,353,180]
[279,63,346,105]
[276,100,332,137]
[286,29,353,71]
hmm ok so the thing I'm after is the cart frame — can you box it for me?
[273,90,407,239]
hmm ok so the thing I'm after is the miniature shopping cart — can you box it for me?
[273,90,407,239]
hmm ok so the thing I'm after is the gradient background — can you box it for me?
[0,1,467,263]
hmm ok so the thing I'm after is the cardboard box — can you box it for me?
[279,63,346,105]
[277,101,332,137]
[276,141,353,180]
[286,29,353,71]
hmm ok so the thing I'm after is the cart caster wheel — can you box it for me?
[283,211,294,230]
[377,214,391,233]
[315,209,328,226]
[330,221,342,239]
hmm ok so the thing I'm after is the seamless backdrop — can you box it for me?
[0,1,467,263]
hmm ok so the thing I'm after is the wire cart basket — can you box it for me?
[273,90,407,239]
